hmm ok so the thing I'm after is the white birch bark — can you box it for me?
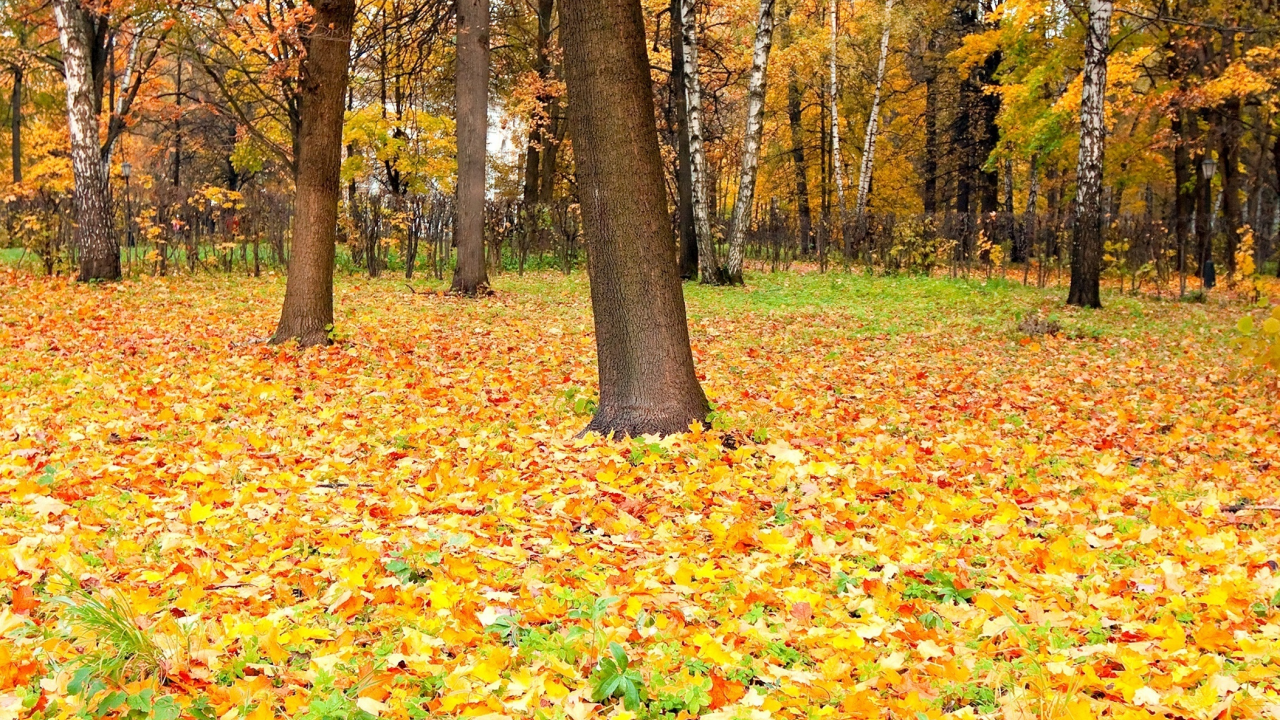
[681,0,722,282]
[852,0,895,234]
[724,0,776,282]
[829,0,846,229]
[101,30,141,169]
[52,0,119,280]
[1066,0,1112,307]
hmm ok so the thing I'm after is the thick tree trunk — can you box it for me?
[680,0,724,284]
[53,0,119,281]
[270,0,356,346]
[852,0,894,247]
[10,66,20,183]
[671,0,698,280]
[724,0,775,284]
[975,50,1002,214]
[1066,0,1111,308]
[451,0,491,296]
[560,0,710,437]
[787,78,813,254]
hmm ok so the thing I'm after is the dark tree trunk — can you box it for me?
[1173,110,1194,294]
[1221,95,1243,276]
[451,0,491,295]
[672,0,698,280]
[560,0,710,437]
[953,80,973,216]
[976,50,1001,215]
[1066,0,1111,308]
[10,66,20,183]
[270,0,356,346]
[787,78,813,254]
[923,69,937,215]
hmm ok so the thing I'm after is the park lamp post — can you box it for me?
[1198,154,1217,291]
[1200,154,1217,180]
[121,162,135,250]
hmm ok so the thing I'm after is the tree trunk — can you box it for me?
[852,0,894,248]
[10,66,20,183]
[560,0,710,436]
[1066,0,1111,308]
[787,78,813,254]
[521,0,554,261]
[52,0,119,281]
[975,49,1002,214]
[1023,154,1038,282]
[724,0,775,284]
[680,0,724,284]
[1173,110,1193,296]
[270,0,356,346]
[1221,95,1243,277]
[671,0,698,280]
[828,0,846,236]
[923,65,937,215]
[451,0,491,295]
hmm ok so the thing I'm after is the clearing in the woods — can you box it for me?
[2,268,1278,719]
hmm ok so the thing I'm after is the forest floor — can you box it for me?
[2,266,1280,720]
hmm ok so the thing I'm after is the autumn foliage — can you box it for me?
[3,269,1280,718]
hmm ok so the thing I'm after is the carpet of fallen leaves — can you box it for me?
[4,267,1280,720]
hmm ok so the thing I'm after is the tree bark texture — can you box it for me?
[828,0,846,236]
[1220,95,1243,276]
[52,0,119,281]
[560,0,711,437]
[1066,0,1111,309]
[680,0,724,284]
[724,0,775,284]
[451,0,491,295]
[852,0,894,247]
[271,0,356,345]
[1172,110,1193,296]
[671,0,698,280]
[787,77,813,254]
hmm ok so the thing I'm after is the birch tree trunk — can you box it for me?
[828,0,846,250]
[52,0,119,281]
[852,0,894,248]
[1066,0,1112,308]
[724,0,776,284]
[680,0,725,284]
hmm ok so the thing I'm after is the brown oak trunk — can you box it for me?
[271,0,356,346]
[560,0,710,437]
[450,0,491,296]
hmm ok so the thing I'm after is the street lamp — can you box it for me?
[1200,154,1217,180]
